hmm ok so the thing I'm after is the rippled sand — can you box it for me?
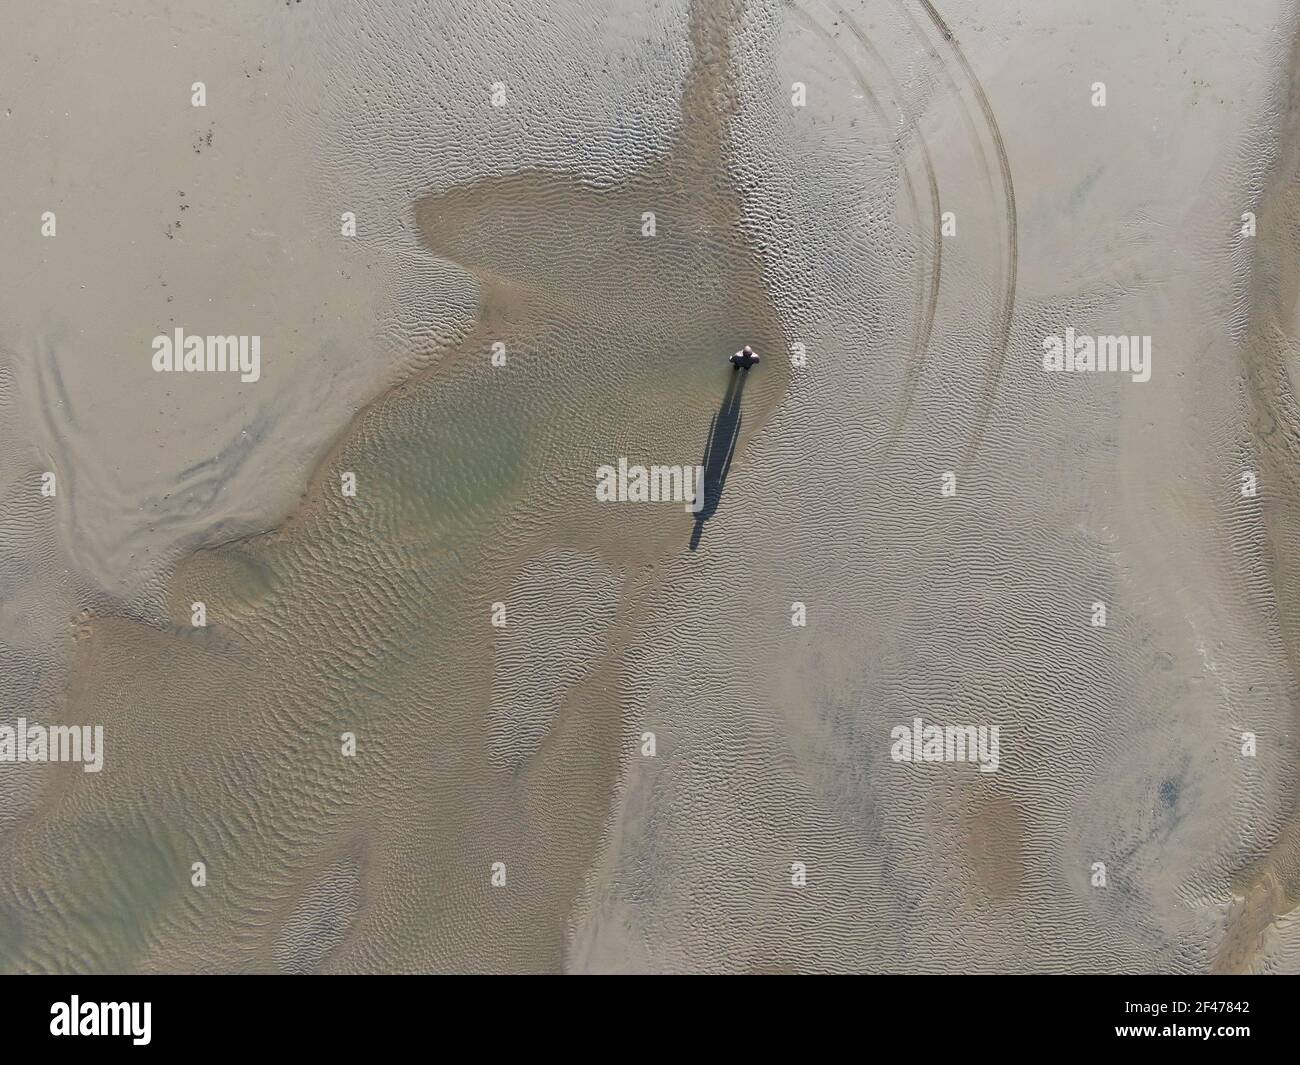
[1,0,1298,973]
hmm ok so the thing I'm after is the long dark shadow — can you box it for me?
[688,369,748,551]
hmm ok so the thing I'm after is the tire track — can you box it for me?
[909,0,1018,463]
[784,0,940,429]
[832,3,943,441]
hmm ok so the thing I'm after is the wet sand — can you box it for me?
[1,0,1298,973]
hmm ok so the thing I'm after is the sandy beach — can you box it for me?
[0,0,1297,973]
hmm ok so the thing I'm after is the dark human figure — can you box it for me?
[729,344,760,370]
[688,370,747,551]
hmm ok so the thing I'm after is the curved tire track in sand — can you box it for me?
[784,0,941,438]
[832,3,945,441]
[911,0,1018,462]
